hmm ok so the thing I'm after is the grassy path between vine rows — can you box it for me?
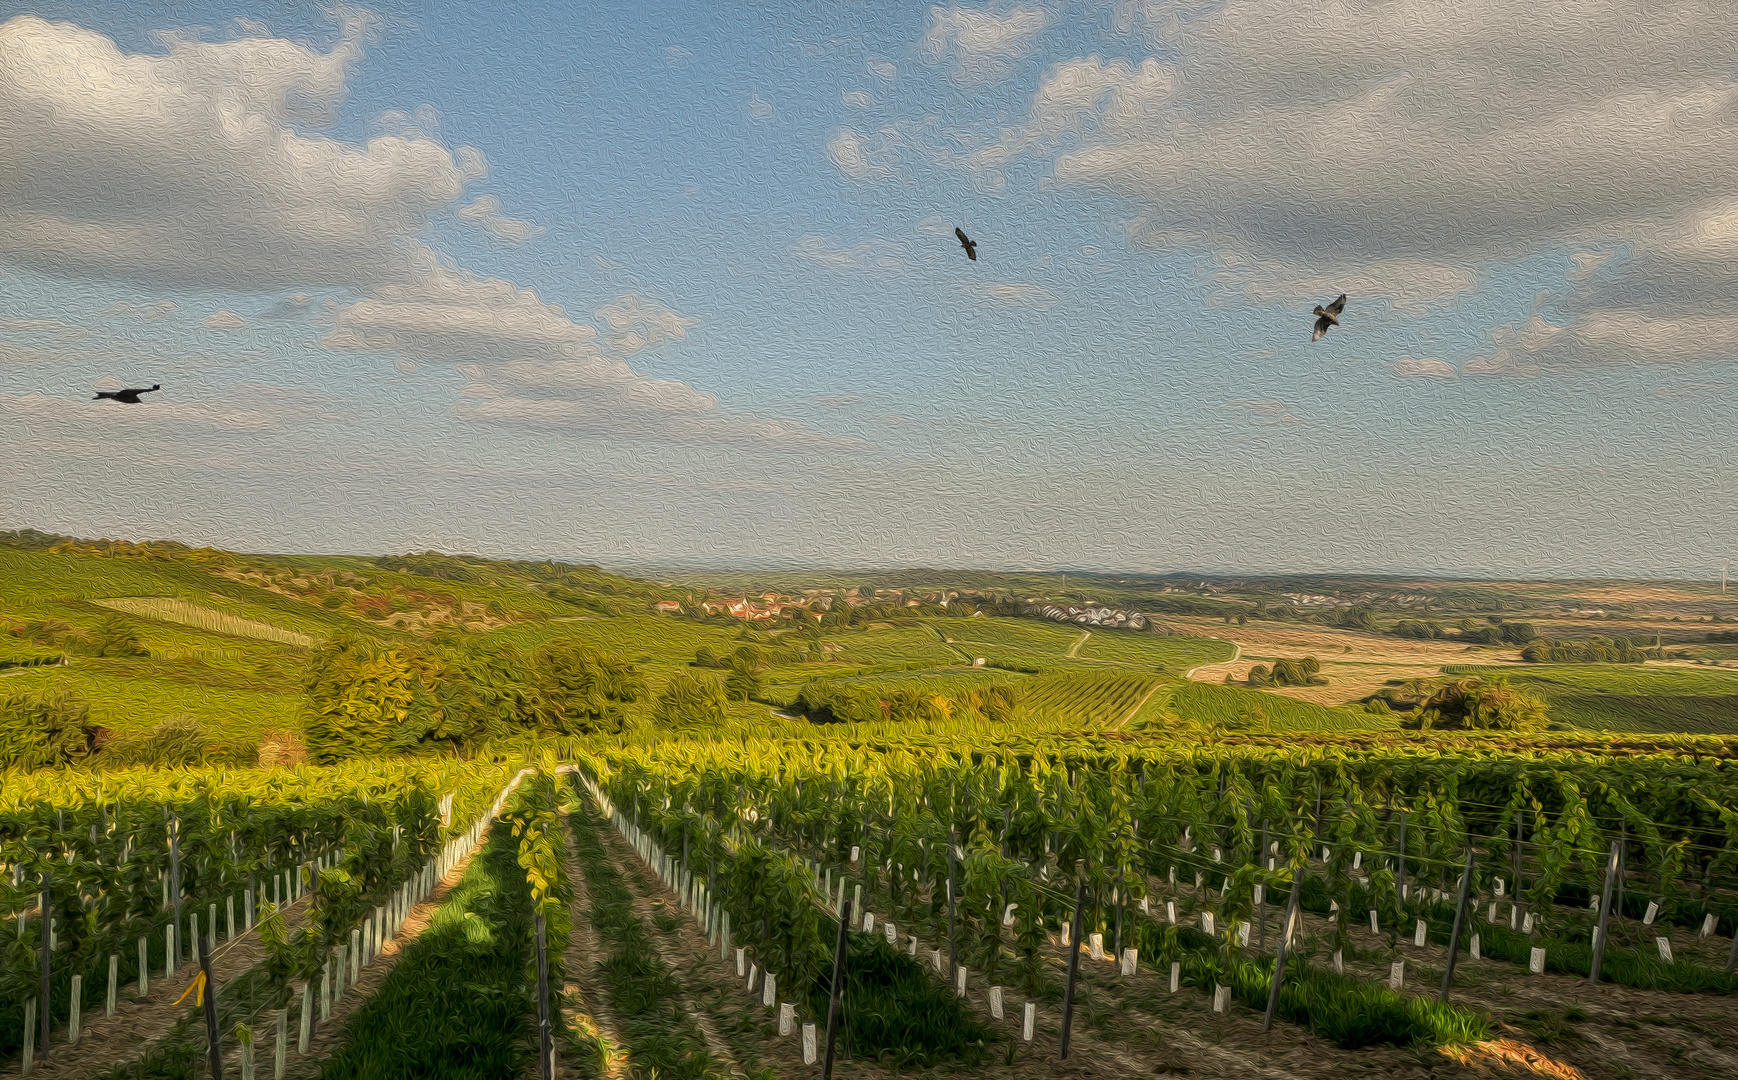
[565,797,753,1080]
[1141,867,1738,1080]
[306,821,543,1080]
[555,800,625,1080]
[0,892,319,1080]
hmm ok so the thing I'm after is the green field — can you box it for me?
[1445,663,1738,734]
[0,660,301,743]
[1169,680,1393,732]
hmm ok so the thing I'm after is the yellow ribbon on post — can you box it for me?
[173,970,207,1008]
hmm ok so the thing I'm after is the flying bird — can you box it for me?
[955,227,977,262]
[93,384,161,404]
[1311,294,1347,342]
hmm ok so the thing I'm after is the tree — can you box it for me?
[0,685,99,769]
[654,671,729,732]
[1401,676,1549,733]
[532,640,646,736]
[83,613,148,657]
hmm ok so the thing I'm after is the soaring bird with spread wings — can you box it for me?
[955,227,977,262]
[94,384,161,404]
[1311,294,1347,342]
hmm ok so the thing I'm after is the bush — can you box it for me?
[654,671,729,732]
[1399,675,1549,733]
[102,714,210,767]
[81,613,148,657]
[0,686,100,770]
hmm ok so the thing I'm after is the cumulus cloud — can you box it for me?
[1204,251,1477,315]
[594,293,700,354]
[867,57,898,80]
[842,89,876,109]
[886,0,1738,374]
[203,309,247,329]
[257,293,339,323]
[1390,357,1458,379]
[789,235,915,273]
[325,265,843,446]
[663,44,693,67]
[0,12,474,290]
[0,383,345,434]
[456,195,547,244]
[103,301,179,322]
[955,282,1059,306]
[748,94,776,121]
[920,5,1050,85]
[826,129,903,182]
[1225,399,1304,425]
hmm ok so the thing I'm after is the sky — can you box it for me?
[2,0,1738,577]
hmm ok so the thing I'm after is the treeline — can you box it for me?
[1519,635,1660,663]
[784,679,1017,726]
[1238,656,1326,688]
[8,615,148,658]
[301,632,646,762]
[1359,676,1550,733]
[1388,617,1538,644]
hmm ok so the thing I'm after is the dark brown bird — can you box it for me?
[94,384,160,404]
[955,227,977,261]
[1311,294,1347,341]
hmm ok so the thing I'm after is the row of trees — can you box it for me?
[301,633,647,761]
[1239,655,1327,688]
[1360,675,1551,732]
[784,678,1017,725]
[8,614,148,658]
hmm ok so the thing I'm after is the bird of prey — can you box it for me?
[955,227,978,261]
[93,384,161,404]
[1311,294,1347,341]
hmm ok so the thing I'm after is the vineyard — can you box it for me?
[89,601,318,649]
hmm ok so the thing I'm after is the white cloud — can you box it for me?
[748,94,776,121]
[663,45,693,67]
[103,300,179,322]
[594,293,700,354]
[867,57,898,80]
[1204,251,1478,316]
[842,89,876,109]
[1225,400,1304,425]
[203,309,247,329]
[456,195,547,244]
[0,12,473,290]
[920,5,1050,85]
[257,293,339,323]
[955,282,1059,306]
[0,383,344,434]
[326,266,840,447]
[1390,357,1458,379]
[789,235,914,273]
[825,129,902,182]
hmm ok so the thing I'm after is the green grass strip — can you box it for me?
[567,798,739,1080]
[317,823,537,1079]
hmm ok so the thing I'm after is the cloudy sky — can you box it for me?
[2,0,1737,577]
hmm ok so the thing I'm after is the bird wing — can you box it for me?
[1326,294,1347,316]
[956,227,969,245]
[1312,316,1332,341]
[966,244,977,261]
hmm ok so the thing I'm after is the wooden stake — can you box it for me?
[821,898,852,1080]
[39,873,51,1061]
[1262,867,1303,1032]
[535,910,553,1080]
[1589,841,1620,986]
[1059,879,1087,1060]
[199,934,224,1080]
[1440,849,1476,1002]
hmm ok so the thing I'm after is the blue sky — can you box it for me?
[3,0,1738,576]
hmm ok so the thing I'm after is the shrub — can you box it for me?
[654,671,729,732]
[0,686,100,770]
